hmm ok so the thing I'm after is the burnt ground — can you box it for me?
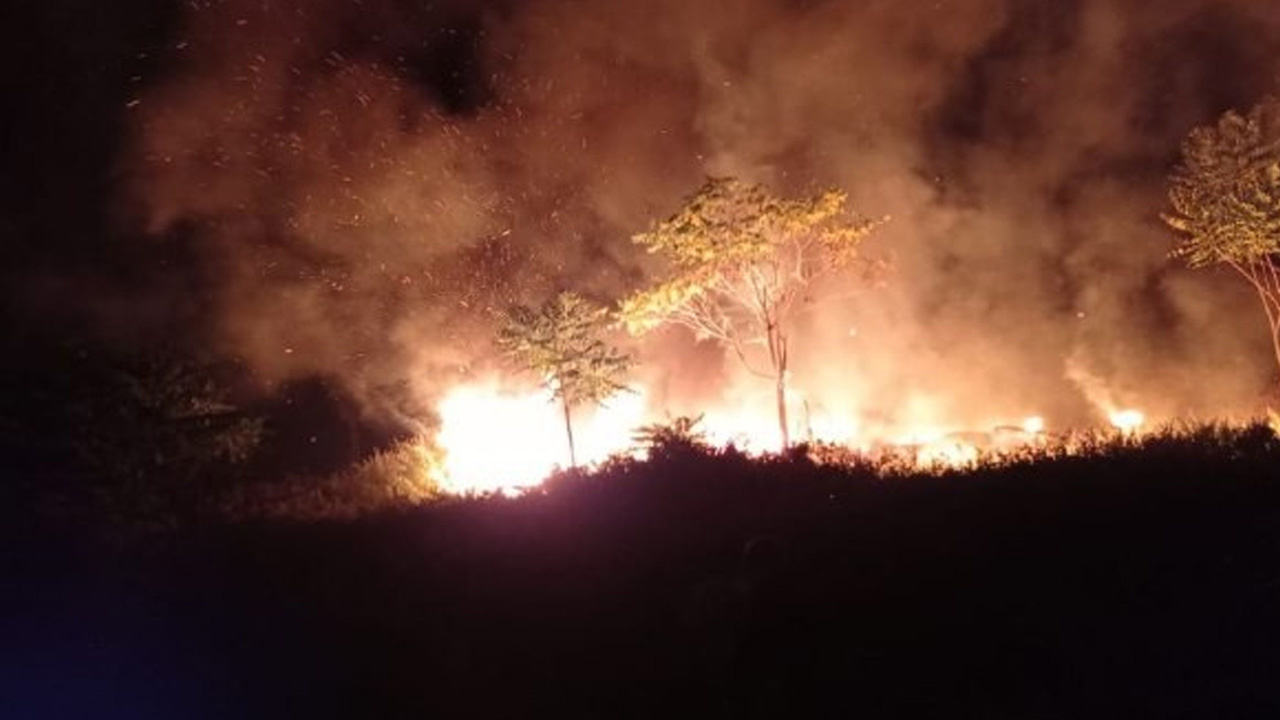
[4,435,1280,719]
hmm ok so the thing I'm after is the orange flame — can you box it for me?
[434,382,647,495]
[1108,408,1145,434]
[431,378,1058,493]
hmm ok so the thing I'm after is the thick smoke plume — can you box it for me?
[121,0,1280,433]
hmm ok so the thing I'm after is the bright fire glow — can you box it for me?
[435,382,647,495]
[1108,408,1145,433]
[701,406,786,452]
[432,379,1108,494]
[916,438,980,468]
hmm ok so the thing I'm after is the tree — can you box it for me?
[64,349,264,527]
[621,177,884,448]
[496,291,633,467]
[1165,97,1280,376]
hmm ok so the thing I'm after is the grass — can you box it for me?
[217,436,443,522]
[5,421,1280,718]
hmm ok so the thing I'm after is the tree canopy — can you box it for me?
[1165,97,1280,374]
[496,291,632,466]
[1165,97,1280,267]
[621,177,884,447]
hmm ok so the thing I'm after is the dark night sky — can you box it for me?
[3,0,1279,431]
[2,2,176,329]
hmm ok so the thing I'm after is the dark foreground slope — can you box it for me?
[5,426,1280,719]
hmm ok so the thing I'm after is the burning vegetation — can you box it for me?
[428,378,1161,495]
[11,0,1280,509]
[13,4,1280,717]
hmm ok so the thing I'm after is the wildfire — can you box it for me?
[700,407,788,452]
[434,381,647,495]
[915,437,981,468]
[431,378,1063,493]
[1108,408,1146,434]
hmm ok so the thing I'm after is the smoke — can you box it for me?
[119,0,1280,433]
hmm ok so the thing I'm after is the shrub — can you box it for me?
[220,437,442,522]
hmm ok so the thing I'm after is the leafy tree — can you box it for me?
[1165,97,1280,375]
[621,177,884,448]
[497,291,633,467]
[59,350,265,528]
[79,355,263,467]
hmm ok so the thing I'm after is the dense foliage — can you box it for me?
[1166,98,1280,267]
[1166,97,1280,372]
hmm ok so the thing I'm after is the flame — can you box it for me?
[1108,408,1145,434]
[701,407,785,451]
[434,382,647,495]
[432,378,1063,493]
[915,438,980,468]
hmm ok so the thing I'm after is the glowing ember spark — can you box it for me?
[1108,408,1145,433]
